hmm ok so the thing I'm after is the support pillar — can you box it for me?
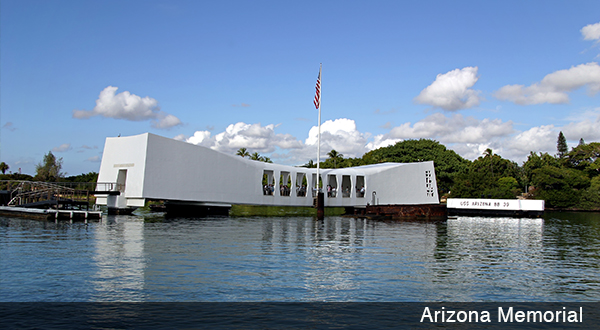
[316,192,324,220]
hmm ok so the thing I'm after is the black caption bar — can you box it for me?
[1,302,598,329]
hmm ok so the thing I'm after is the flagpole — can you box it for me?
[316,63,322,195]
[313,63,324,219]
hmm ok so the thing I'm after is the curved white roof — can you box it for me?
[97,133,440,208]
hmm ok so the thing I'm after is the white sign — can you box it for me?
[447,198,544,211]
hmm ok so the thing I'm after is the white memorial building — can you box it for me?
[96,133,440,214]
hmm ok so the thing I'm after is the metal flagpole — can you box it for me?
[316,63,321,194]
[313,64,324,219]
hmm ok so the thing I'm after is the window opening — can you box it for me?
[296,173,307,197]
[327,175,338,198]
[356,176,365,198]
[341,175,352,198]
[262,170,275,195]
[311,173,323,197]
[280,172,291,197]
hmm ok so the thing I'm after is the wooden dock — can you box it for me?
[0,206,102,222]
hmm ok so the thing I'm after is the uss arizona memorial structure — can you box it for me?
[96,133,440,214]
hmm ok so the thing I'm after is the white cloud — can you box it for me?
[73,86,183,129]
[186,130,213,147]
[153,114,183,129]
[275,133,305,150]
[372,113,526,161]
[180,119,371,165]
[52,143,72,153]
[446,143,485,161]
[184,122,304,155]
[503,125,558,160]
[582,22,600,41]
[173,134,187,141]
[305,118,371,158]
[414,67,483,111]
[385,113,514,143]
[175,111,599,167]
[213,122,278,153]
[366,135,401,150]
[85,156,101,162]
[561,107,600,140]
[494,62,600,105]
[175,116,525,165]
[80,145,98,150]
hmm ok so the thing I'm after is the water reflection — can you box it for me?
[2,213,600,302]
[92,215,146,301]
[429,217,545,300]
[304,218,368,300]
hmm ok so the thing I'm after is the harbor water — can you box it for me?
[1,212,599,302]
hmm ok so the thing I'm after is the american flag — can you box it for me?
[313,68,321,110]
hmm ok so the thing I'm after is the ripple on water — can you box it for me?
[1,213,600,302]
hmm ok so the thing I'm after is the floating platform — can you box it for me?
[0,206,102,222]
[446,198,545,218]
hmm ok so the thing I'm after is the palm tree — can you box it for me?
[327,149,344,168]
[236,148,250,158]
[0,162,9,175]
[302,160,315,168]
[483,148,493,178]
[250,152,262,161]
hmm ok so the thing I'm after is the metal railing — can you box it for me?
[0,180,122,208]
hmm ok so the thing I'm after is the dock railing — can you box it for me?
[0,180,122,209]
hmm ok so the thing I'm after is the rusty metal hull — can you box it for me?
[364,204,447,220]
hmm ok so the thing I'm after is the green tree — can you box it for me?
[362,139,470,194]
[0,162,9,174]
[250,152,262,161]
[497,176,521,198]
[236,148,250,158]
[302,160,316,168]
[65,172,99,183]
[247,152,272,163]
[452,152,523,199]
[530,165,589,208]
[483,148,494,177]
[326,149,344,168]
[523,152,561,185]
[557,131,568,158]
[565,142,600,176]
[579,176,600,210]
[34,151,65,182]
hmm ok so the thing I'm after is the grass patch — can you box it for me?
[230,205,346,217]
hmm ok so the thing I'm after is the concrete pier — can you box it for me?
[0,206,102,222]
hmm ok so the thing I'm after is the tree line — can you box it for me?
[2,132,598,210]
[0,151,98,183]
[294,133,599,210]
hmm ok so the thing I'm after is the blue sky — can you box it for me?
[1,0,600,176]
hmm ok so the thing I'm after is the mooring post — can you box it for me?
[317,192,324,220]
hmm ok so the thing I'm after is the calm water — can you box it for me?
[1,212,599,302]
